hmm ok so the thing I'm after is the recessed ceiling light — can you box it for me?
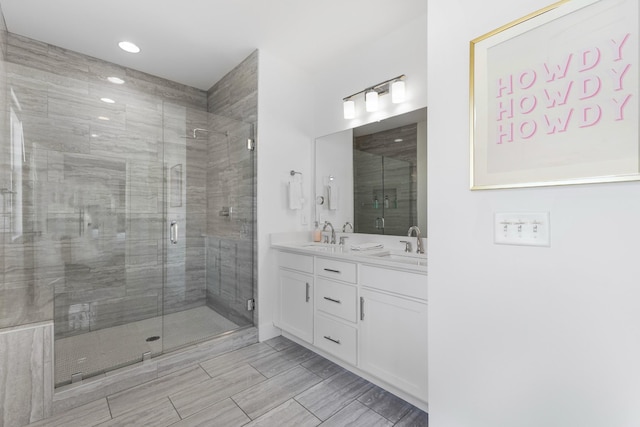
[91,133,99,138]
[98,116,110,121]
[107,76,125,84]
[100,97,115,104]
[394,138,404,142]
[118,41,140,53]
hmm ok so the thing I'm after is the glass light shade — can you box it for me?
[343,99,355,119]
[391,80,406,103]
[365,90,379,112]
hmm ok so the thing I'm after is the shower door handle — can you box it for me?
[170,221,178,244]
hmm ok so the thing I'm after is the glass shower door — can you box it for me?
[1,60,168,386]
[161,104,254,353]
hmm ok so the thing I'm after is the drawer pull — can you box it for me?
[323,296,341,304]
[360,297,365,320]
[323,335,341,345]
[323,268,341,274]
[305,283,310,303]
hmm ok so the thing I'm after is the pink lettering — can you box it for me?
[579,105,602,128]
[544,109,573,134]
[497,99,514,121]
[518,70,537,90]
[497,75,513,98]
[543,54,573,81]
[609,33,631,61]
[519,121,537,139]
[610,63,631,91]
[497,122,514,144]
[519,96,537,114]
[543,81,573,108]
[579,76,601,100]
[579,48,601,72]
[611,94,632,121]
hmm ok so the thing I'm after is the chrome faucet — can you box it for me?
[407,226,425,254]
[342,221,353,232]
[323,221,336,244]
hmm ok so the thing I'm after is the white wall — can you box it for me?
[312,13,428,138]
[428,1,640,426]
[257,50,314,340]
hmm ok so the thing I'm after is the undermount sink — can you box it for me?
[300,243,346,253]
[369,251,427,266]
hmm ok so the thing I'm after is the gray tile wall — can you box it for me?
[0,33,210,334]
[206,50,258,326]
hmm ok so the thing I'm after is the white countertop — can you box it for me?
[271,232,427,274]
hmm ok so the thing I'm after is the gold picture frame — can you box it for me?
[470,0,638,189]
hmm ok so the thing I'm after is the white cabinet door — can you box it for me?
[278,269,314,343]
[359,288,428,402]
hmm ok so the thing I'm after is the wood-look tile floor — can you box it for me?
[28,336,428,427]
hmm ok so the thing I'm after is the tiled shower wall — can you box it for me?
[205,51,258,327]
[0,33,211,338]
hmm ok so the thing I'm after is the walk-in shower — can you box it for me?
[0,35,257,387]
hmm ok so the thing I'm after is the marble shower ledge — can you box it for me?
[0,321,54,426]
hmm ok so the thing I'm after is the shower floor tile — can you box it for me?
[54,306,239,386]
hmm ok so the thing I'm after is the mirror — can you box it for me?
[314,108,427,236]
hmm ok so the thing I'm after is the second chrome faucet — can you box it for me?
[407,225,425,254]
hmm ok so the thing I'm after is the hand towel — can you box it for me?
[288,175,303,210]
[327,182,338,210]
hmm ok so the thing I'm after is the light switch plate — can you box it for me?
[494,212,550,247]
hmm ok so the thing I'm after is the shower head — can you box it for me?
[191,128,209,138]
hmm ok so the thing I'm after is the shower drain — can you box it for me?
[146,336,160,342]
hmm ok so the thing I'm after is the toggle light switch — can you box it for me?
[494,212,550,247]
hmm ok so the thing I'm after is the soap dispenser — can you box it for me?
[313,222,322,242]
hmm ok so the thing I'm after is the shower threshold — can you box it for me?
[54,306,240,387]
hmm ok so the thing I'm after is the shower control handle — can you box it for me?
[170,221,178,244]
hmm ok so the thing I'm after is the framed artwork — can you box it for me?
[470,0,638,189]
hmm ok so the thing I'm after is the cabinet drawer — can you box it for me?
[279,251,314,274]
[316,278,357,323]
[360,265,427,300]
[316,257,357,283]
[315,314,357,365]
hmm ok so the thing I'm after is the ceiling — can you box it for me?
[0,0,427,90]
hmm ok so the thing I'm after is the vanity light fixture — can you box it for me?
[118,41,140,54]
[365,89,379,112]
[343,99,355,119]
[391,79,406,103]
[342,74,406,119]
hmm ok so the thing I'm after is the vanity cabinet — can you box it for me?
[274,247,428,408]
[314,257,358,365]
[359,265,428,402]
[276,252,314,343]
